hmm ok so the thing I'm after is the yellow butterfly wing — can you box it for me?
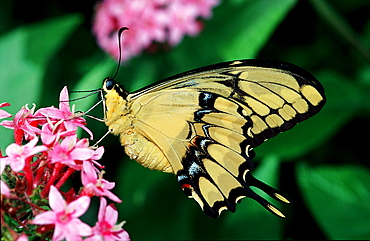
[102,59,325,218]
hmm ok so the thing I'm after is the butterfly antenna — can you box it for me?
[69,89,101,93]
[112,27,129,79]
[65,90,102,102]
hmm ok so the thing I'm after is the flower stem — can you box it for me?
[40,163,63,198]
[56,168,75,189]
[24,156,34,196]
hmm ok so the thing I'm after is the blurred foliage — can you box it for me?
[1,0,369,240]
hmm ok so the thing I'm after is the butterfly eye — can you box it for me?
[105,78,115,90]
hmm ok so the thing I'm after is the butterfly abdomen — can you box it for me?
[123,132,174,173]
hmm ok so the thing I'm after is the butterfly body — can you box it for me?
[101,59,325,218]
[103,80,174,172]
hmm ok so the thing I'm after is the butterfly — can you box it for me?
[100,59,326,218]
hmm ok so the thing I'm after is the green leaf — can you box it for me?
[297,163,370,239]
[218,0,298,60]
[309,0,370,61]
[26,15,83,66]
[168,0,298,72]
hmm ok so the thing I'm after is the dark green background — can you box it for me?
[1,0,369,239]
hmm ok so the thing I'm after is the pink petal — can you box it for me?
[40,124,58,146]
[32,211,56,225]
[63,120,78,132]
[61,136,77,150]
[10,161,25,172]
[49,186,66,212]
[97,197,107,222]
[81,162,98,184]
[16,234,29,241]
[70,148,94,161]
[25,137,38,148]
[81,172,93,186]
[53,224,67,241]
[56,219,92,241]
[117,230,130,241]
[22,120,41,137]
[101,179,115,189]
[38,107,65,119]
[30,145,48,155]
[59,87,71,113]
[8,157,25,172]
[0,120,14,129]
[0,109,12,119]
[75,138,89,148]
[105,204,118,225]
[68,195,90,218]
[5,143,21,156]
[92,147,104,160]
[67,219,92,237]
[0,102,10,108]
[103,190,122,203]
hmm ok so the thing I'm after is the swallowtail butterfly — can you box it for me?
[101,59,325,218]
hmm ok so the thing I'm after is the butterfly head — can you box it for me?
[102,77,128,98]
[101,77,129,126]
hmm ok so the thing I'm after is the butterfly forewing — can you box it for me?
[103,59,326,218]
[129,60,325,147]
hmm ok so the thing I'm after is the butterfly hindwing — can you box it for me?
[102,59,326,218]
[174,91,289,218]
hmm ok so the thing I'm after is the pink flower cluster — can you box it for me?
[93,0,220,61]
[0,89,129,241]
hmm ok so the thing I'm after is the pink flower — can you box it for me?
[1,137,47,172]
[0,102,12,119]
[93,0,219,61]
[37,87,94,139]
[90,146,105,169]
[91,146,104,161]
[81,162,121,202]
[1,86,126,239]
[86,198,130,241]
[32,186,92,241]
[48,135,95,170]
[0,104,41,142]
[39,122,71,147]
